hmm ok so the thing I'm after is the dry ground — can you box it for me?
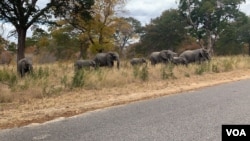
[1,68,250,130]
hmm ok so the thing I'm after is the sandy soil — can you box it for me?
[1,69,250,130]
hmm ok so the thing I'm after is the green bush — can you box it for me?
[71,70,85,88]
[132,65,149,81]
[0,69,17,87]
[31,67,50,79]
[133,66,140,78]
[195,62,210,75]
[140,65,148,81]
[161,64,176,80]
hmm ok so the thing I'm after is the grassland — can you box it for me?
[1,55,250,129]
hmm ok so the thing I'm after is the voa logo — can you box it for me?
[226,129,246,136]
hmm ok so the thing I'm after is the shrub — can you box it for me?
[132,65,149,81]
[31,67,50,79]
[0,69,17,88]
[71,70,85,88]
[195,62,210,75]
[140,65,148,81]
[161,64,176,80]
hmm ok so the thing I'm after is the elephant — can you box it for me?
[149,50,178,65]
[172,56,186,65]
[130,58,147,66]
[17,58,33,77]
[74,59,96,70]
[93,52,120,69]
[178,48,211,65]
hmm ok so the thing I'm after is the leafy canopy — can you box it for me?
[178,0,246,50]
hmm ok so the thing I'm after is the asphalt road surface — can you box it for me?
[1,79,250,141]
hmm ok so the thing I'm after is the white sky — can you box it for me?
[124,0,250,25]
[123,0,179,25]
[1,0,250,42]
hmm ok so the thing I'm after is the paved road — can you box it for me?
[1,79,250,141]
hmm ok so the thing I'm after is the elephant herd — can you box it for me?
[12,48,210,77]
[74,48,211,70]
[74,52,120,70]
[147,48,211,66]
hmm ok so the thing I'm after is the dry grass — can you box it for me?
[1,55,250,129]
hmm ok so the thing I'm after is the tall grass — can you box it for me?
[0,55,249,103]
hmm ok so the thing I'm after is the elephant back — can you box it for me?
[94,53,108,65]
[179,48,210,64]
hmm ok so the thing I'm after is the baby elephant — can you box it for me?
[130,58,147,66]
[172,56,186,65]
[74,60,96,70]
[18,58,33,77]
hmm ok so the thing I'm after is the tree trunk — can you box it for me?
[16,28,27,72]
[17,28,27,61]
[206,31,214,55]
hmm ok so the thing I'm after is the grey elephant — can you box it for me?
[179,48,211,65]
[74,60,96,70]
[93,52,120,69]
[149,50,177,65]
[17,58,33,77]
[172,56,186,65]
[130,58,147,66]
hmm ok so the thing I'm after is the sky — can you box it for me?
[124,0,250,25]
[1,0,250,42]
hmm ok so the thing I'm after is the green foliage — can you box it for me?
[132,65,149,81]
[0,69,17,88]
[215,13,248,55]
[161,64,176,80]
[195,62,210,75]
[113,17,142,51]
[31,67,50,79]
[133,66,140,78]
[0,0,94,61]
[71,70,86,88]
[140,65,149,81]
[89,41,114,54]
[139,9,187,54]
[179,0,246,50]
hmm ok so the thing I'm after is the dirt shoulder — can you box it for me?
[1,69,250,130]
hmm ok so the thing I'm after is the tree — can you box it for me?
[137,9,188,54]
[236,16,250,55]
[0,0,94,63]
[178,0,246,53]
[66,0,126,54]
[50,24,81,59]
[113,17,142,57]
[215,12,248,55]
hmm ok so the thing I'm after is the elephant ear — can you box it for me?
[109,52,120,69]
[106,53,113,62]
[199,49,210,60]
[159,51,169,60]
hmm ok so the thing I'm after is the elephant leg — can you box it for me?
[21,68,25,77]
